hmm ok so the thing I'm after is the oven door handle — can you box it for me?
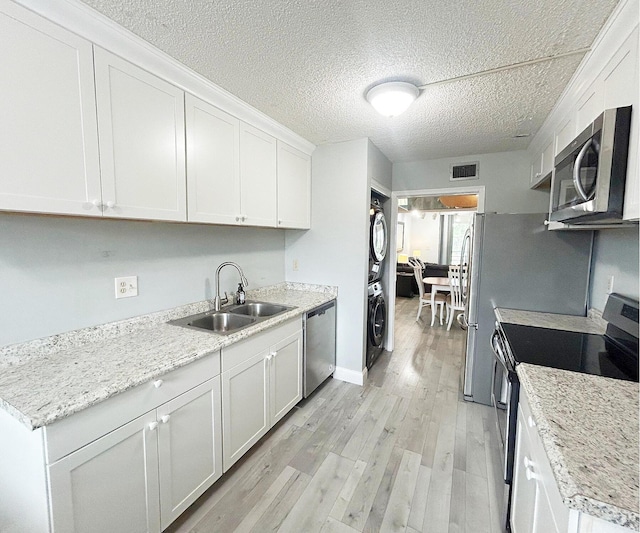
[491,330,510,373]
[572,138,596,202]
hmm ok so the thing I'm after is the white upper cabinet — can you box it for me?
[0,3,313,226]
[185,94,241,224]
[239,123,277,227]
[94,47,187,221]
[277,141,311,229]
[0,1,101,216]
[606,27,639,220]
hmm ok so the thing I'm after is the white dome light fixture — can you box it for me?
[366,81,420,117]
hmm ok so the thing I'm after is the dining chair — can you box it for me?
[446,265,466,331]
[413,264,446,325]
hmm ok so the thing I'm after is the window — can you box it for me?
[439,212,474,264]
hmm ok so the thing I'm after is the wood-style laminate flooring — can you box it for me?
[168,296,505,533]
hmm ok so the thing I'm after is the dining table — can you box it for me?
[423,276,451,326]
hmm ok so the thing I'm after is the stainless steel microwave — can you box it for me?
[549,106,632,224]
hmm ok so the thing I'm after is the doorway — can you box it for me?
[385,186,485,352]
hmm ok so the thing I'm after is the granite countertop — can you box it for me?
[495,307,607,335]
[0,282,336,431]
[517,364,639,530]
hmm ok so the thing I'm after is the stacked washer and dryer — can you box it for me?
[367,196,388,369]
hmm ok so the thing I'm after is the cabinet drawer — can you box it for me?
[518,393,570,532]
[221,317,301,372]
[45,351,220,463]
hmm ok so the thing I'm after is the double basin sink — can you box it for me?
[169,301,294,335]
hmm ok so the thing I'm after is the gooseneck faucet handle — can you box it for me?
[214,262,248,311]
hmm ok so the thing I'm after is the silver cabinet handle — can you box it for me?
[149,421,158,431]
[160,415,170,424]
[153,379,163,389]
[572,139,595,201]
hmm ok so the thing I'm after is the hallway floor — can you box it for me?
[168,296,505,533]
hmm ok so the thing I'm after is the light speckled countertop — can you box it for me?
[517,364,639,530]
[495,307,607,334]
[0,282,336,430]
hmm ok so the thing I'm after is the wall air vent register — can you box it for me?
[450,162,479,181]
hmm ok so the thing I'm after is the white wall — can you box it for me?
[589,227,639,311]
[285,139,370,377]
[393,150,549,214]
[0,213,285,346]
[407,214,441,263]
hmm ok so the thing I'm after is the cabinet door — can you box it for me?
[530,156,543,187]
[94,47,187,221]
[222,350,270,471]
[511,411,537,533]
[541,141,555,178]
[555,117,576,155]
[277,141,311,229]
[575,81,603,134]
[533,484,560,533]
[157,376,223,530]
[48,411,160,533]
[270,330,303,424]
[239,123,277,227]
[185,94,241,224]
[602,27,639,221]
[0,2,101,217]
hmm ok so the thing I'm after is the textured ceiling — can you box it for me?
[81,0,619,162]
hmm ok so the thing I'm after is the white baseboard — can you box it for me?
[333,365,368,386]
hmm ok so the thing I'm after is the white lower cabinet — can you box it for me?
[270,330,303,424]
[512,389,632,533]
[49,411,161,533]
[222,349,270,469]
[0,319,306,531]
[48,376,222,532]
[157,378,223,529]
[511,410,537,533]
[222,318,302,471]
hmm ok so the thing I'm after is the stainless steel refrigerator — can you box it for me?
[461,213,593,406]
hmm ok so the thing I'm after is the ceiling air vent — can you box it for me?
[450,162,479,181]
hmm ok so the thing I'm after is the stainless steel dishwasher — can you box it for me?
[303,300,336,397]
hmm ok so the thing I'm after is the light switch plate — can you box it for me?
[115,276,138,299]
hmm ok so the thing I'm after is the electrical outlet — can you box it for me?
[293,259,299,271]
[115,276,138,299]
[607,275,615,294]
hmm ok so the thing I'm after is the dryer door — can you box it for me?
[370,210,387,263]
[368,294,387,347]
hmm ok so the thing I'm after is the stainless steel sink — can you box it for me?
[169,311,256,335]
[189,312,256,333]
[229,302,290,317]
[168,300,294,335]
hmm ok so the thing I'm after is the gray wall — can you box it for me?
[589,227,640,311]
[393,150,550,213]
[367,139,392,191]
[285,139,370,375]
[0,214,285,346]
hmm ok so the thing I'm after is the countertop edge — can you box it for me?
[0,284,337,430]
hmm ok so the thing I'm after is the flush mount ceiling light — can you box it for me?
[366,81,419,117]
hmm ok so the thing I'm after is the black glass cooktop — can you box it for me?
[500,323,639,382]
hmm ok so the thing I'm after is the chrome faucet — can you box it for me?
[214,262,249,311]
